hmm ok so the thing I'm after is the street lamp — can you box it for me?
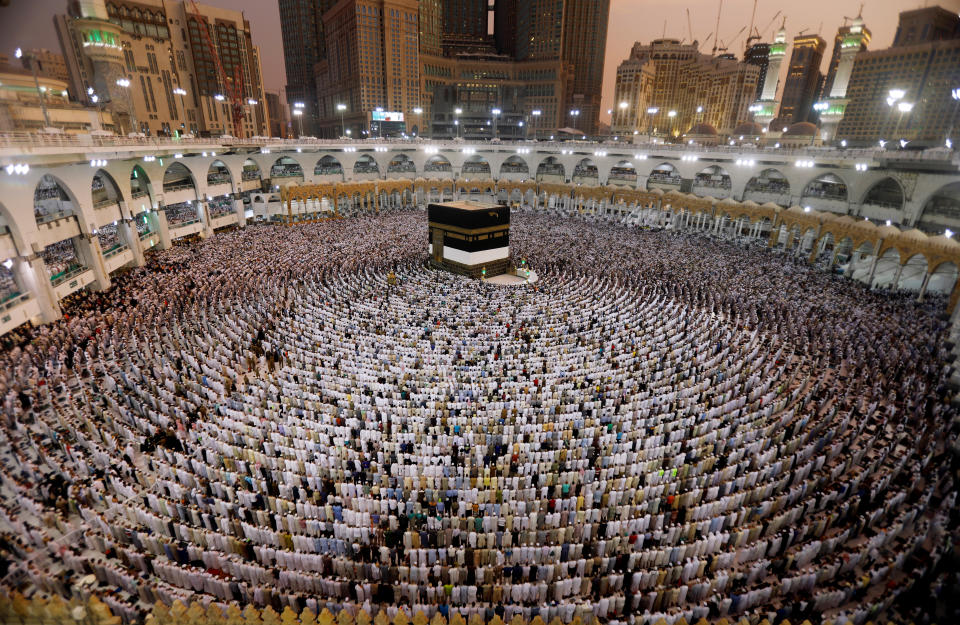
[491,108,501,139]
[337,103,347,138]
[172,87,187,134]
[116,78,130,87]
[293,108,303,137]
[529,109,541,140]
[412,106,423,137]
[894,101,914,138]
[454,107,462,139]
[645,107,659,137]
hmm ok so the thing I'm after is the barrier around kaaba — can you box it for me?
[427,201,510,278]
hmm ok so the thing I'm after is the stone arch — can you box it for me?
[572,158,599,185]
[92,168,125,209]
[915,181,960,235]
[353,154,381,177]
[744,168,791,205]
[693,165,732,197]
[315,155,344,179]
[461,154,491,179]
[646,162,680,191]
[928,260,959,295]
[860,176,905,211]
[129,164,154,212]
[241,158,262,182]
[801,173,848,204]
[608,160,637,187]
[499,155,530,180]
[270,156,304,181]
[162,162,197,194]
[206,159,233,188]
[386,154,416,177]
[424,155,453,177]
[34,174,77,225]
[899,252,930,291]
[536,157,565,183]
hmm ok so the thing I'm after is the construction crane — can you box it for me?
[686,8,695,46]
[187,0,245,137]
[717,25,747,55]
[745,9,782,48]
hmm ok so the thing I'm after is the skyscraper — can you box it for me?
[279,0,335,136]
[560,0,610,135]
[442,0,487,41]
[743,42,770,101]
[821,22,871,100]
[750,23,787,129]
[778,34,826,124]
[55,0,268,138]
[611,39,760,138]
[837,6,960,146]
[315,0,421,138]
[816,16,870,142]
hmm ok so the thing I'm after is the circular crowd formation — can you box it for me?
[0,209,956,625]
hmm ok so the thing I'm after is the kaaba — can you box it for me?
[428,201,510,278]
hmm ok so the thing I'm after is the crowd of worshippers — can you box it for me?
[0,207,957,625]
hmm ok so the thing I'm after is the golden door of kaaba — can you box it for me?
[432,228,444,262]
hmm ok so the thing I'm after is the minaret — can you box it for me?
[750,20,787,130]
[69,0,137,134]
[818,13,869,143]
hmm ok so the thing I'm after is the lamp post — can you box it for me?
[173,87,187,135]
[293,102,305,137]
[17,47,52,128]
[645,107,659,138]
[337,103,347,138]
[667,109,677,137]
[293,109,303,137]
[894,101,914,139]
[617,101,628,135]
[454,107,462,139]
[884,89,905,139]
[491,108,501,139]
[529,109,541,140]
[569,109,580,131]
[412,107,423,137]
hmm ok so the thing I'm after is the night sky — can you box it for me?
[0,0,927,120]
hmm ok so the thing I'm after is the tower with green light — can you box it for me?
[750,21,787,131]
[69,0,137,134]
[817,13,870,144]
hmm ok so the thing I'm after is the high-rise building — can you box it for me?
[56,0,268,138]
[743,41,770,101]
[0,56,109,133]
[264,90,286,138]
[443,0,487,40]
[837,6,960,146]
[750,23,787,129]
[893,6,960,47]
[560,0,610,135]
[610,39,760,138]
[315,0,421,138]
[821,22,871,99]
[20,48,70,84]
[816,16,870,142]
[778,34,826,124]
[279,0,336,137]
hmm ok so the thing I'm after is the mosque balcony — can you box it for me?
[103,245,132,273]
[35,214,80,250]
[211,214,238,230]
[51,266,94,299]
[169,220,204,240]
[0,292,38,336]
